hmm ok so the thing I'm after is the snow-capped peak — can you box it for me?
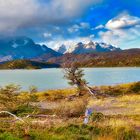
[55,41,121,54]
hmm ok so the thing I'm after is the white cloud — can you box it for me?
[99,13,140,48]
[68,22,90,33]
[80,22,90,29]
[0,0,38,32]
[106,13,140,30]
[68,24,80,33]
[94,24,104,30]
[51,0,101,18]
[89,34,95,39]
[0,0,101,33]
[43,33,52,38]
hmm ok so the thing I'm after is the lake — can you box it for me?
[0,67,139,90]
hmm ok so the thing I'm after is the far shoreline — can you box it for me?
[0,68,139,91]
[0,66,140,70]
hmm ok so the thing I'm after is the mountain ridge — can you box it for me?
[0,60,60,69]
[47,49,140,67]
[0,36,139,67]
[55,41,121,54]
[0,36,61,62]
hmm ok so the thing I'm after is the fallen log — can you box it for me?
[0,111,24,123]
[25,114,56,118]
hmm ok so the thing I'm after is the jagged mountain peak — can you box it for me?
[55,41,121,54]
[0,36,61,62]
[54,44,67,54]
[87,40,95,45]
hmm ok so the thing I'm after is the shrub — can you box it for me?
[29,86,38,94]
[102,86,124,96]
[0,84,22,112]
[115,127,140,140]
[100,82,140,97]
[129,82,140,93]
[90,112,105,122]
[0,84,39,113]
[0,132,21,140]
[14,104,39,116]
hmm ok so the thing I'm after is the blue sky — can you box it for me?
[0,0,140,49]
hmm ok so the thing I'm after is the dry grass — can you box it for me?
[35,88,77,101]
[88,94,140,115]
[0,82,140,139]
[54,98,87,117]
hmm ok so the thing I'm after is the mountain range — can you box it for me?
[0,36,61,62]
[0,36,139,67]
[0,36,121,62]
[55,41,121,54]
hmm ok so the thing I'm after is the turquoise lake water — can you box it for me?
[0,68,139,90]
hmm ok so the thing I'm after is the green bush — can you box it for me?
[0,133,21,140]
[14,105,39,116]
[90,112,105,122]
[129,82,140,93]
[103,86,124,96]
[115,127,140,140]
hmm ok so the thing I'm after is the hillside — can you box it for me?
[47,49,140,67]
[0,60,60,69]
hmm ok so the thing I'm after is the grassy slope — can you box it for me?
[0,60,60,69]
[0,82,140,140]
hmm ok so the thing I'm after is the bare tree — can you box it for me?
[63,62,97,96]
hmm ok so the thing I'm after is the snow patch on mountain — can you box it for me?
[41,45,47,51]
[0,55,13,62]
[55,41,121,54]
[0,36,61,62]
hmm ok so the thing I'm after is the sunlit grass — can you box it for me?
[35,88,77,101]
[0,82,140,139]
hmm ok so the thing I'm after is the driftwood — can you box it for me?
[25,114,56,118]
[85,86,98,95]
[66,85,101,101]
[0,111,57,123]
[85,85,110,98]
[0,111,25,123]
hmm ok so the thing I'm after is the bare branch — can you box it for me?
[0,111,25,123]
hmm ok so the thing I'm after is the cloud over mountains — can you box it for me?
[0,0,100,33]
[106,13,140,30]
[0,0,139,50]
[99,13,140,48]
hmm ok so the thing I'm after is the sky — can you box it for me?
[0,0,140,49]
